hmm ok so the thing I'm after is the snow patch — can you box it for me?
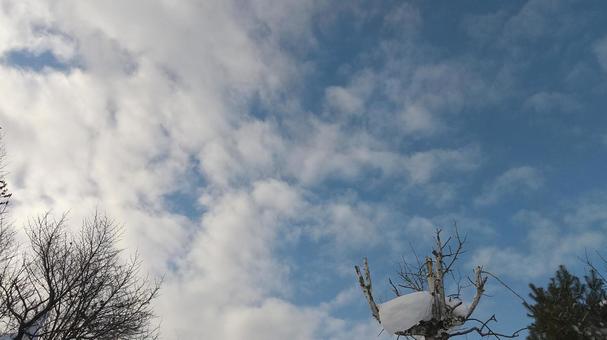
[446,296,468,318]
[379,291,433,334]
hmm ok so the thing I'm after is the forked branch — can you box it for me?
[354,257,380,323]
[465,265,487,319]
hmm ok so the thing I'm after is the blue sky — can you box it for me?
[1,0,607,338]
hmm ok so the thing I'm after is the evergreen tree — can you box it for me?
[524,265,607,340]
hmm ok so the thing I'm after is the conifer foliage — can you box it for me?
[524,265,607,339]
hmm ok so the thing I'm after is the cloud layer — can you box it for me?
[2,0,607,338]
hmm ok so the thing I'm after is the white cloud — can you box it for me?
[562,192,607,230]
[382,2,422,36]
[404,216,436,242]
[501,0,577,43]
[0,1,331,338]
[594,36,607,73]
[475,166,543,206]
[0,1,77,60]
[523,91,581,114]
[284,121,404,185]
[0,1,412,338]
[470,196,607,281]
[306,200,388,250]
[222,299,321,340]
[323,70,376,117]
[400,105,441,135]
[157,180,309,337]
[420,182,458,207]
[404,146,480,184]
[404,214,496,245]
[325,86,364,115]
[0,1,497,338]
[461,10,508,44]
[471,228,604,280]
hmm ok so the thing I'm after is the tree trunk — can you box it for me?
[14,328,24,340]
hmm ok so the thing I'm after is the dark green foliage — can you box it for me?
[524,265,607,340]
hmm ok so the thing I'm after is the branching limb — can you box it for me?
[396,257,427,293]
[450,315,527,338]
[583,250,607,282]
[465,266,487,319]
[355,257,380,323]
[388,278,401,297]
[442,226,466,275]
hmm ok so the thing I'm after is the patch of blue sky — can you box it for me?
[2,49,74,72]
[163,158,207,220]
[281,225,404,320]
[267,1,607,336]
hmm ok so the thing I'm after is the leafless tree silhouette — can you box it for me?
[0,129,160,339]
[0,213,160,340]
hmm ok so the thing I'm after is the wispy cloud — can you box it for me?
[594,36,607,73]
[475,166,543,206]
[471,205,607,280]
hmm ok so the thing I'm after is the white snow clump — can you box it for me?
[378,291,433,334]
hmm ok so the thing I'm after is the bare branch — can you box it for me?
[450,315,527,338]
[583,250,607,282]
[355,257,380,324]
[465,266,488,319]
[481,270,527,304]
[396,256,427,293]
[388,278,401,297]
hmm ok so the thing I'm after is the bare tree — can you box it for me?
[356,228,524,339]
[0,213,160,340]
[0,137,15,334]
[0,128,159,339]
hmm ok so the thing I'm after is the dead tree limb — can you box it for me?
[465,265,487,319]
[355,257,380,323]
